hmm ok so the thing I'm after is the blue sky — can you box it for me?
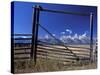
[12,1,97,40]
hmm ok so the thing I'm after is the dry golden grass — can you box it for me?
[14,44,97,73]
[14,58,97,73]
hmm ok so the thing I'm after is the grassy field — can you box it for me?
[14,58,97,73]
[14,44,97,73]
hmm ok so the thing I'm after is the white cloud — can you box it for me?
[66,29,72,34]
[72,33,78,39]
[79,32,87,40]
[79,32,90,44]
[39,31,96,45]
[61,32,65,34]
[60,32,90,44]
[52,34,56,36]
[60,35,73,43]
[44,34,49,39]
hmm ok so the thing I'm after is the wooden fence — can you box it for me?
[13,34,91,63]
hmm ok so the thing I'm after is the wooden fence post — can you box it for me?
[90,13,94,62]
[31,5,40,64]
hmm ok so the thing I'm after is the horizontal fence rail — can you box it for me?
[12,34,32,36]
[14,38,32,40]
[38,40,90,50]
[32,7,90,16]
[14,44,90,62]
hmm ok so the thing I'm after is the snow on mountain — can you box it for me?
[39,32,96,45]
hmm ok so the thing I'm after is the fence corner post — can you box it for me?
[90,13,94,63]
[31,5,40,65]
